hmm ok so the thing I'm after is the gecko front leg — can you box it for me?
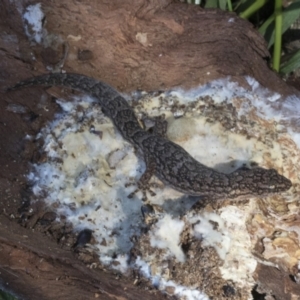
[141,113,168,137]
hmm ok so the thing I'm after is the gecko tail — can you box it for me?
[7,73,105,94]
[6,73,127,119]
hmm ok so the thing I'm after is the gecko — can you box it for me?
[8,73,292,200]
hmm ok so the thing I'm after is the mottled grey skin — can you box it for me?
[8,73,292,199]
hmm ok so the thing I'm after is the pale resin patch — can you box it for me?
[23,3,44,44]
[191,212,231,260]
[150,215,185,262]
[27,77,300,300]
[135,257,209,300]
[218,205,257,285]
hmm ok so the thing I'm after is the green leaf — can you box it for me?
[219,0,227,10]
[239,0,269,19]
[205,0,219,8]
[273,0,282,71]
[259,0,300,48]
[280,49,300,74]
[227,0,233,11]
[234,0,255,13]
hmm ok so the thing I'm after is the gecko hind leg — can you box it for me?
[126,159,159,201]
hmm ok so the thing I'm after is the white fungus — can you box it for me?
[26,76,297,299]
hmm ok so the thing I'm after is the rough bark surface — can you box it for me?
[0,0,299,299]
[0,215,168,300]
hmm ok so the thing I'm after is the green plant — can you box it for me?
[187,0,300,75]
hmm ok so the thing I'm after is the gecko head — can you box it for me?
[232,167,292,196]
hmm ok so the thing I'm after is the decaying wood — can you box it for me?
[1,0,298,299]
